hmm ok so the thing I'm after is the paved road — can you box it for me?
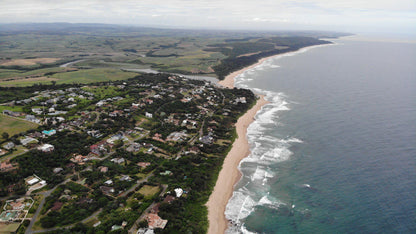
[25,179,70,234]
[128,184,168,234]
[119,173,153,198]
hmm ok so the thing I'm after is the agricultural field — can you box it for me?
[0,58,60,66]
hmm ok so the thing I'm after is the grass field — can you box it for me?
[50,68,137,84]
[0,145,27,163]
[0,114,38,137]
[0,58,60,66]
[0,106,24,112]
[0,222,20,233]
[0,68,138,86]
[138,185,160,199]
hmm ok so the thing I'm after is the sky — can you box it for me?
[1,0,415,35]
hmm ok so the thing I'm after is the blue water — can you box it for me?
[225,37,416,233]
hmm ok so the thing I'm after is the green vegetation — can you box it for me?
[0,24,349,87]
[0,24,350,233]
[0,114,38,137]
[50,68,137,84]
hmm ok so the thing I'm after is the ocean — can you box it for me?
[225,36,416,233]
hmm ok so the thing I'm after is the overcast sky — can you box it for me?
[1,0,415,35]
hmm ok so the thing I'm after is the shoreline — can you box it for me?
[206,55,275,234]
[206,42,333,233]
[217,54,279,89]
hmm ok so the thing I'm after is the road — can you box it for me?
[25,179,70,234]
[128,184,168,234]
[118,172,153,198]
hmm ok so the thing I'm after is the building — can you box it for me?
[174,188,183,198]
[38,144,54,152]
[111,158,125,164]
[145,112,153,118]
[137,162,151,168]
[42,129,56,136]
[146,213,168,229]
[3,142,15,150]
[20,137,38,146]
[27,178,39,185]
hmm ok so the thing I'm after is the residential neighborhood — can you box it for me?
[0,73,256,233]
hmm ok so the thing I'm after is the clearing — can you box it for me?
[0,114,38,137]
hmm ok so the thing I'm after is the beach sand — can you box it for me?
[207,56,274,234]
[218,55,277,88]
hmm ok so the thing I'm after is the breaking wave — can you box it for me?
[224,44,336,233]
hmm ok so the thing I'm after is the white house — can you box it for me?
[174,188,183,198]
[38,144,54,152]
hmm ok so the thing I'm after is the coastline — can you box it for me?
[206,56,274,234]
[217,54,279,89]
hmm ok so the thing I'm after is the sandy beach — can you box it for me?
[218,55,278,88]
[207,56,274,234]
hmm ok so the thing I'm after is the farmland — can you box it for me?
[0,23,349,86]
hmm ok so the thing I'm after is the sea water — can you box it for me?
[225,36,416,233]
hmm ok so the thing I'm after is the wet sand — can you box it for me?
[207,57,273,233]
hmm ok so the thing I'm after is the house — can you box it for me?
[27,178,39,185]
[106,133,127,144]
[152,133,164,142]
[137,162,151,168]
[111,158,125,164]
[87,130,102,138]
[100,186,115,196]
[38,144,54,152]
[56,117,65,122]
[32,108,43,115]
[2,110,22,117]
[70,154,87,164]
[120,175,131,181]
[90,142,107,156]
[174,188,183,198]
[235,97,247,104]
[146,213,168,229]
[20,137,38,146]
[145,112,153,118]
[96,100,106,107]
[104,180,113,185]
[166,131,188,142]
[199,133,214,144]
[99,166,108,173]
[42,129,56,136]
[160,170,172,176]
[138,228,155,234]
[126,143,141,153]
[145,99,153,104]
[53,167,63,173]
[188,146,200,154]
[111,225,122,231]
[0,161,15,172]
[26,115,41,124]
[3,142,15,150]
[163,195,175,204]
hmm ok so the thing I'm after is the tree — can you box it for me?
[2,132,9,140]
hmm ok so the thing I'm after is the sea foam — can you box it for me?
[224,46,326,233]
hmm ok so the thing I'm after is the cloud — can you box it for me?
[0,0,414,34]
